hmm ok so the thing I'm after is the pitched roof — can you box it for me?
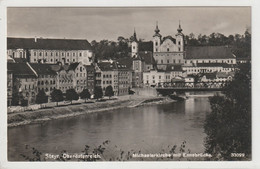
[7,62,37,78]
[97,62,117,71]
[49,64,62,72]
[185,46,236,59]
[162,36,176,44]
[139,51,155,65]
[68,62,80,71]
[138,41,153,52]
[13,58,28,63]
[116,63,129,70]
[84,65,95,70]
[117,57,133,69]
[7,37,92,50]
[29,63,57,75]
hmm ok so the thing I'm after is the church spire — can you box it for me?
[155,21,160,34]
[133,27,137,42]
[177,20,183,33]
[153,21,162,37]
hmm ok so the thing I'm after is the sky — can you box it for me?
[7,7,251,42]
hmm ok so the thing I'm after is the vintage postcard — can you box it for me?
[0,0,259,169]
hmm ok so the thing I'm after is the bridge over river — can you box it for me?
[156,81,227,95]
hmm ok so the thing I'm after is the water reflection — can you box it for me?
[8,95,212,161]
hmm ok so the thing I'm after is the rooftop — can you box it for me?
[185,46,236,59]
[7,37,92,50]
[29,63,57,75]
[7,62,37,78]
[162,36,176,44]
[139,51,155,65]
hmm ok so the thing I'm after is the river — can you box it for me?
[8,92,214,161]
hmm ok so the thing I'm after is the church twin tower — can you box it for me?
[131,22,184,58]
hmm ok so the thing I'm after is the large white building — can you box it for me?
[7,37,94,65]
[153,22,185,69]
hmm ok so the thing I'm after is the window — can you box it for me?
[161,60,163,64]
[178,41,181,45]
[167,48,169,52]
[56,52,58,56]
[133,46,135,49]
[155,42,158,46]
[178,47,181,51]
[62,53,64,56]
[156,49,158,52]
[167,60,169,63]
[51,52,53,56]
[79,53,82,57]
[34,52,36,56]
[39,52,42,56]
[67,53,69,56]
[173,60,175,63]
[46,52,48,56]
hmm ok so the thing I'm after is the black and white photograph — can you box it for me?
[1,2,258,168]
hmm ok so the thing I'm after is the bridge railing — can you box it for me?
[156,82,228,89]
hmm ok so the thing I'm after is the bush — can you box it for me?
[204,63,251,160]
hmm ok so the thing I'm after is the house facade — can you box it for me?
[7,37,93,65]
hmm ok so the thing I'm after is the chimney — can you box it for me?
[34,36,37,42]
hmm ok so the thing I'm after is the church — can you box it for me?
[152,22,185,69]
[130,21,237,87]
[131,22,185,69]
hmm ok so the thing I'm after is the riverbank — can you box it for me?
[8,95,173,128]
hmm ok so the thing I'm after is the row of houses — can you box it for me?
[7,59,133,106]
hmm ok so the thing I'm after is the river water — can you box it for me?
[8,92,213,161]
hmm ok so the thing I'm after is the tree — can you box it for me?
[36,89,48,107]
[94,86,103,100]
[65,89,79,104]
[204,63,251,160]
[51,89,64,106]
[105,85,114,99]
[80,89,91,102]
[128,87,135,95]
